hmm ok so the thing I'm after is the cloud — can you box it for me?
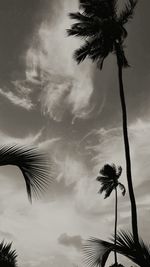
[0,87,33,110]
[25,0,95,122]
[0,78,36,110]
[0,128,43,146]
[87,118,150,189]
[58,233,82,250]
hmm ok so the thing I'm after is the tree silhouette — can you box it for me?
[67,0,139,245]
[96,164,126,266]
[0,241,17,267]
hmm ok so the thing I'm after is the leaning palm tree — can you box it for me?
[67,0,139,245]
[0,241,17,267]
[83,230,150,267]
[0,144,52,201]
[96,164,126,266]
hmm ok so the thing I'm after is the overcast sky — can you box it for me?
[0,1,150,266]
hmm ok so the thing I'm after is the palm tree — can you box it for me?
[0,144,52,201]
[83,230,150,267]
[0,241,17,267]
[67,0,139,245]
[96,164,126,267]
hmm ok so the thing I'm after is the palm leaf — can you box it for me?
[0,145,52,201]
[69,12,92,23]
[118,183,126,196]
[83,230,150,267]
[99,164,117,179]
[73,41,91,63]
[116,166,122,178]
[0,241,17,267]
[79,0,117,19]
[67,19,102,38]
[83,237,113,267]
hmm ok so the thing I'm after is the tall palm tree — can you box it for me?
[0,144,52,201]
[97,164,126,266]
[67,0,139,245]
[0,241,17,267]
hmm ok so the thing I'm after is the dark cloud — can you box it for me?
[58,233,82,251]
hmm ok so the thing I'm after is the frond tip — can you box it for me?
[0,241,17,267]
[0,145,52,201]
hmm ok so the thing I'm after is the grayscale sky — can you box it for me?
[0,1,150,266]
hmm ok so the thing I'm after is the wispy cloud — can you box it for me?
[0,87,33,110]
[25,0,95,122]
[0,128,43,146]
[0,78,35,110]
[89,118,150,189]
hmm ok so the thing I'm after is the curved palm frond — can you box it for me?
[116,166,122,178]
[83,230,150,267]
[118,183,126,196]
[0,145,52,202]
[0,241,17,267]
[67,18,102,38]
[83,237,113,267]
[73,41,91,63]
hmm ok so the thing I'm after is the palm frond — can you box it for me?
[73,41,91,63]
[116,166,122,178]
[67,19,102,38]
[0,145,52,202]
[0,241,17,267]
[83,230,150,267]
[79,0,117,19]
[98,181,114,197]
[83,237,113,267]
[104,184,116,199]
[87,36,110,69]
[118,0,138,25]
[99,164,117,179]
[69,12,92,23]
[118,183,126,196]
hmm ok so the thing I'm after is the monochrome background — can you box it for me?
[0,1,149,266]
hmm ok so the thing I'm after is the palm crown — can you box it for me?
[97,164,126,198]
[0,241,17,267]
[67,0,137,68]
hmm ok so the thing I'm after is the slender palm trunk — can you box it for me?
[114,187,118,266]
[115,44,139,245]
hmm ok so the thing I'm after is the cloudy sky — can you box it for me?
[0,0,150,266]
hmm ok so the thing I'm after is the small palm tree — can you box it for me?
[96,164,126,267]
[0,241,17,267]
[67,0,139,245]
